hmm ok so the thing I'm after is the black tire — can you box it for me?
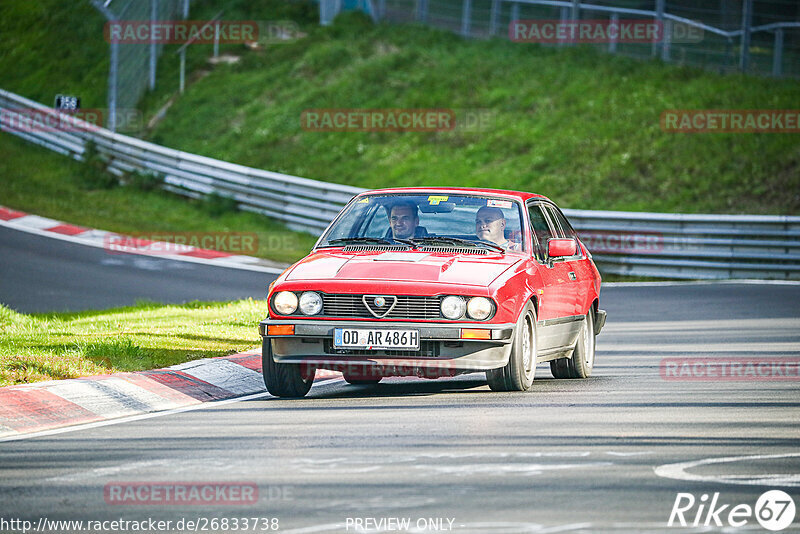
[549,356,571,379]
[262,338,314,398]
[549,310,595,379]
[343,376,382,385]
[486,302,536,391]
[569,311,595,378]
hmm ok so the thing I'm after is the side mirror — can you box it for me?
[548,238,576,258]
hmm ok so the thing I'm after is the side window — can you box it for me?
[544,204,581,257]
[527,203,554,262]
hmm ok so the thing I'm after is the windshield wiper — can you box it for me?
[325,237,411,247]
[410,237,505,253]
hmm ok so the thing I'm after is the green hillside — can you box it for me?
[1,0,798,227]
[146,11,800,215]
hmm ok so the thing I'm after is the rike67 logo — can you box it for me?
[669,490,796,531]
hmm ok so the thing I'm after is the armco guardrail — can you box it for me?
[1,88,799,280]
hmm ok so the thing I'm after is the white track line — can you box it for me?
[654,452,800,487]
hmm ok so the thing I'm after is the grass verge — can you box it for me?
[0,300,264,387]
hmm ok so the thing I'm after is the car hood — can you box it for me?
[286,250,522,287]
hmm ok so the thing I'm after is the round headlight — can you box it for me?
[441,295,466,320]
[467,297,493,320]
[299,291,323,315]
[273,291,298,315]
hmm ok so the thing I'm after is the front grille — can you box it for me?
[322,294,441,320]
[323,339,440,357]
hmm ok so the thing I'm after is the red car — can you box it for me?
[259,188,606,397]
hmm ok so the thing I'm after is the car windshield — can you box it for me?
[318,193,525,252]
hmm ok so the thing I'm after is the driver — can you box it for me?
[476,206,517,249]
[387,201,420,240]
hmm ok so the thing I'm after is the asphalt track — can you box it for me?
[1,226,800,532]
[0,225,276,313]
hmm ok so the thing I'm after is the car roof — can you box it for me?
[358,187,550,203]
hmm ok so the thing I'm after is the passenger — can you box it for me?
[475,206,519,250]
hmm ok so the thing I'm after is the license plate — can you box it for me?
[334,328,420,350]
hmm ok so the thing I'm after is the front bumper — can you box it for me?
[259,318,516,372]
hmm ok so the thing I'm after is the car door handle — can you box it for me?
[568,271,576,280]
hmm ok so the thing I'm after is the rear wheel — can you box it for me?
[262,338,314,398]
[486,303,536,391]
[549,311,595,379]
[569,311,595,378]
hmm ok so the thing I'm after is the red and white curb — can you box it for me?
[0,350,342,440]
[0,205,287,274]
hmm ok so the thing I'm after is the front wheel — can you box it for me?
[486,302,536,391]
[262,338,314,398]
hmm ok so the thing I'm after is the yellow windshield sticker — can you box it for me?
[428,195,449,205]
[357,198,369,203]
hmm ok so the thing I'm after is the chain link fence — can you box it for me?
[358,0,800,78]
[92,0,187,131]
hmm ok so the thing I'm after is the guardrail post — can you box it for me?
[461,0,472,37]
[149,0,158,91]
[609,12,618,53]
[772,28,784,77]
[739,0,753,72]
[489,0,500,36]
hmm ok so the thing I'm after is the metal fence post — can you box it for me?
[559,6,569,46]
[772,28,783,77]
[149,0,158,91]
[570,0,579,21]
[661,19,671,61]
[179,50,186,93]
[490,0,500,36]
[214,20,220,58]
[91,1,118,132]
[739,0,753,72]
[609,12,618,54]
[378,0,386,21]
[653,0,664,57]
[415,0,426,23]
[461,0,472,37]
[510,2,519,32]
